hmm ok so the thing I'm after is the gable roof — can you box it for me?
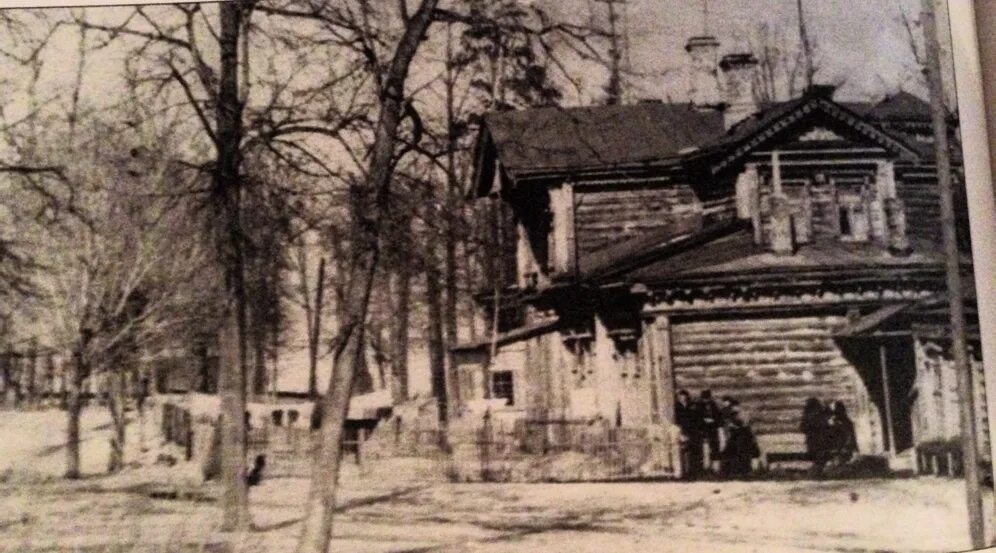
[473,89,933,196]
[698,93,922,174]
[480,102,725,178]
[863,91,932,122]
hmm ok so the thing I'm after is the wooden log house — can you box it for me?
[452,35,987,472]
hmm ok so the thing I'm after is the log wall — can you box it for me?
[669,315,883,454]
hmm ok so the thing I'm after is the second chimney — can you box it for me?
[720,53,759,129]
[685,35,722,109]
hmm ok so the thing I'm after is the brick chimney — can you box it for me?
[685,35,722,109]
[720,53,759,129]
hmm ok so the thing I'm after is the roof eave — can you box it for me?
[641,262,946,288]
[503,156,687,184]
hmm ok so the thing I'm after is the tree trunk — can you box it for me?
[390,263,411,402]
[215,0,250,532]
[296,323,364,553]
[463,232,478,344]
[218,314,249,530]
[0,351,10,408]
[270,312,280,398]
[25,337,37,408]
[294,3,437,552]
[308,257,326,399]
[65,342,88,480]
[8,354,21,407]
[65,382,82,479]
[426,252,448,421]
[443,21,460,396]
[107,369,127,473]
[252,323,267,397]
[353,331,374,395]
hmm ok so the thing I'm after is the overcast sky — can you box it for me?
[538,0,948,104]
[2,0,955,114]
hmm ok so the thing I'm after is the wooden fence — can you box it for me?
[161,402,194,461]
[464,417,680,482]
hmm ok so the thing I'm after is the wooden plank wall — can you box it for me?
[511,323,659,428]
[911,337,990,458]
[575,183,703,255]
[670,315,882,453]
[895,163,942,243]
[522,332,575,422]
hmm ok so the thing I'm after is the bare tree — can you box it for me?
[75,0,377,526]
[292,2,439,550]
[13,110,220,476]
[746,22,809,103]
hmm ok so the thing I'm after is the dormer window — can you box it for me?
[836,183,872,243]
[741,151,903,253]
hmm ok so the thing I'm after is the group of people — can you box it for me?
[674,389,760,479]
[800,397,858,472]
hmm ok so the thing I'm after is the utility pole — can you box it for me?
[797,0,815,89]
[921,0,985,547]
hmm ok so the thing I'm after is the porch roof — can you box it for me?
[833,293,980,340]
[835,303,914,338]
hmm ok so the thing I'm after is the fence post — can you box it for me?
[185,410,193,461]
[357,428,366,466]
[481,410,492,481]
[162,404,171,443]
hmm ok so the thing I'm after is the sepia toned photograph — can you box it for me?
[0,0,994,552]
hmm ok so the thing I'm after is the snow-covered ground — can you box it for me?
[0,408,992,553]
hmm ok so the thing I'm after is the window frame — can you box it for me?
[491,370,515,406]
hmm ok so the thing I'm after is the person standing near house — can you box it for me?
[827,401,857,464]
[698,390,722,473]
[721,401,760,478]
[800,397,830,475]
[675,389,703,479]
[719,395,737,455]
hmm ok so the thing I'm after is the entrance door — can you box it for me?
[839,338,916,454]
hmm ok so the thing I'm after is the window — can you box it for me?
[839,205,852,236]
[492,371,515,406]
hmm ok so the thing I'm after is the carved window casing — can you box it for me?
[741,158,900,250]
